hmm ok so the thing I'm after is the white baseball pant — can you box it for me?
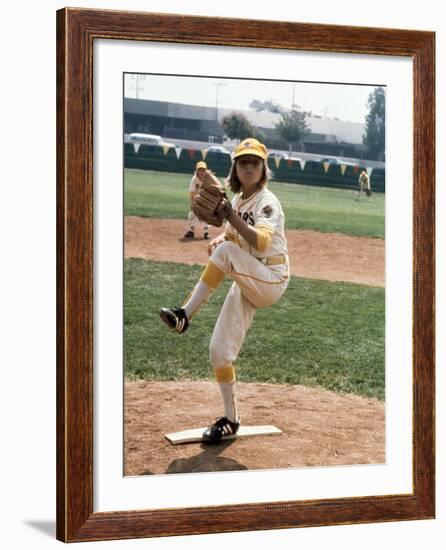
[208,241,289,368]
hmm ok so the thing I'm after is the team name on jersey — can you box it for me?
[238,210,255,226]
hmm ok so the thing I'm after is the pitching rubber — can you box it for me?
[165,425,282,445]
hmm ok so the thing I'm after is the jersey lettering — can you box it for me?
[229,188,287,258]
[238,211,255,226]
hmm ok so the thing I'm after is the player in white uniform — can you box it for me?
[160,138,289,443]
[356,169,371,201]
[184,161,210,239]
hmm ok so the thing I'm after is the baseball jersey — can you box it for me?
[224,186,288,260]
[189,174,204,193]
[359,172,370,186]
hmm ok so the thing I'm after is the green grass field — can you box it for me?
[124,169,385,238]
[125,259,385,400]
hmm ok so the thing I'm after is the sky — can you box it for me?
[124,73,381,123]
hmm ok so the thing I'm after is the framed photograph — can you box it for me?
[56,8,435,542]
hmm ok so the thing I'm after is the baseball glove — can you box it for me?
[191,171,232,227]
[366,188,372,197]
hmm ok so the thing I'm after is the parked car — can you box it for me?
[320,157,340,164]
[268,151,288,160]
[206,145,231,155]
[127,133,175,147]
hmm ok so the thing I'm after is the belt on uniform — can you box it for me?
[257,255,287,266]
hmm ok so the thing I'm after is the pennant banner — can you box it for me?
[353,165,360,175]
[287,159,293,169]
[323,162,330,174]
[162,144,171,156]
[340,164,347,176]
[366,166,374,176]
[275,157,281,169]
[133,143,140,154]
[299,159,306,171]
[187,149,195,160]
[201,149,208,161]
[174,146,182,160]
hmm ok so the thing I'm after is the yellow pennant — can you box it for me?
[202,149,208,160]
[323,162,330,174]
[162,144,171,156]
[275,157,281,169]
[340,164,347,175]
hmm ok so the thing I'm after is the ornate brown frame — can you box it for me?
[56,7,435,542]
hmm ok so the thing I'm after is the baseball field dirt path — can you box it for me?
[124,216,385,287]
[124,215,385,476]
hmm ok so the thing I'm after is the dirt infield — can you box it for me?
[124,215,385,476]
[124,380,385,476]
[125,216,385,287]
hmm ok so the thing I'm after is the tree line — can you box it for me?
[221,86,385,161]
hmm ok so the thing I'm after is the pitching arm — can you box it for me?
[225,210,265,251]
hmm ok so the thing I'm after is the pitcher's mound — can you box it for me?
[124,380,385,476]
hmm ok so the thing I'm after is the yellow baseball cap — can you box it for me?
[232,138,268,161]
[196,161,207,170]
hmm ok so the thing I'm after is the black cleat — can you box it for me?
[202,417,240,444]
[159,307,189,333]
[184,230,195,239]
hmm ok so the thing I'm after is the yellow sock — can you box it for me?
[201,261,225,290]
[214,365,236,384]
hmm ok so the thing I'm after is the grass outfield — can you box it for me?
[124,169,385,238]
[125,259,385,400]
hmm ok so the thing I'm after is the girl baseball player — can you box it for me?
[184,160,210,239]
[160,138,289,443]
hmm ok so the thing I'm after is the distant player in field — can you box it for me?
[184,161,210,240]
[356,170,372,201]
[160,138,289,443]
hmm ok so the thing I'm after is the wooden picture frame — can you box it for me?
[56,7,435,542]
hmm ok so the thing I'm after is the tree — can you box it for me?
[221,112,254,142]
[249,99,284,113]
[274,108,309,155]
[362,87,385,160]
[251,127,266,143]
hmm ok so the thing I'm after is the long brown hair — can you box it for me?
[225,159,273,194]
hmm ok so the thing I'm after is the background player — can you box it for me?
[160,138,289,443]
[356,169,371,200]
[184,160,210,239]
